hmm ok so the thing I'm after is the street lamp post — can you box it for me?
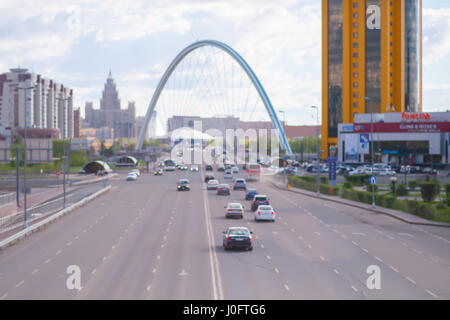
[311,106,320,196]
[364,97,376,208]
[17,84,36,228]
[279,110,287,185]
[56,96,70,209]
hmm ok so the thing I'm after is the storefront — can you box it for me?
[338,112,450,166]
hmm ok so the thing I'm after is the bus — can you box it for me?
[247,163,261,180]
[164,159,176,171]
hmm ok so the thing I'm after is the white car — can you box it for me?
[231,166,239,173]
[126,173,138,181]
[207,179,219,190]
[379,168,396,176]
[130,169,140,176]
[254,205,276,222]
[224,169,232,179]
[225,202,244,219]
[190,165,199,172]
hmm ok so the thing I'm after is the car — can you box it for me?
[165,165,176,171]
[179,165,188,170]
[251,195,270,211]
[190,165,199,172]
[130,169,140,176]
[231,166,239,174]
[204,174,215,183]
[224,169,232,179]
[217,163,225,171]
[177,179,190,191]
[126,173,138,181]
[225,202,244,219]
[222,227,253,251]
[217,184,231,195]
[205,164,213,171]
[379,168,396,176]
[207,179,219,190]
[233,178,247,190]
[153,168,163,175]
[245,188,258,200]
[254,205,276,222]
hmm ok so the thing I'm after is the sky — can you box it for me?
[0,0,449,126]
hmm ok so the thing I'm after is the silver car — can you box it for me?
[224,169,232,179]
[225,202,244,219]
[254,205,276,222]
[207,179,219,190]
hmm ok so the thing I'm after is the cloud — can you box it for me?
[423,8,450,66]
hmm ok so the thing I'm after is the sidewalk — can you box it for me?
[271,179,450,228]
[0,186,64,219]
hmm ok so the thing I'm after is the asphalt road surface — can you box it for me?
[0,167,449,299]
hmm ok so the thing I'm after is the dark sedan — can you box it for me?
[245,188,258,200]
[205,164,213,171]
[222,227,253,251]
[251,195,270,211]
[204,174,215,183]
[217,184,231,195]
[177,179,190,191]
[233,178,247,190]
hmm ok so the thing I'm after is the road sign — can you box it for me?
[370,176,377,184]
[328,157,337,186]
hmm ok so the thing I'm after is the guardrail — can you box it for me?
[0,192,15,207]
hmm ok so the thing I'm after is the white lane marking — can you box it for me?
[119,236,123,240]
[146,286,151,292]
[333,229,340,233]
[386,235,395,240]
[290,228,295,232]
[56,250,62,256]
[152,268,157,274]
[389,266,399,273]
[352,232,366,236]
[400,242,408,247]
[308,245,313,250]
[313,216,318,220]
[157,255,161,260]
[351,241,359,246]
[266,255,271,260]
[361,248,369,253]
[351,285,358,292]
[45,258,52,264]
[374,256,383,262]
[75,236,79,240]
[102,257,107,261]
[91,269,96,274]
[261,244,264,248]
[319,256,325,261]
[406,276,416,285]
[31,268,39,275]
[325,224,330,228]
[314,232,320,236]
[413,249,422,254]
[272,231,278,235]
[375,229,383,234]
[15,280,24,288]
[274,268,280,274]
[166,228,170,232]
[298,235,303,240]
[66,241,72,246]
[398,233,413,237]
[83,230,87,233]
[341,234,348,239]
[125,229,129,233]
[161,244,164,248]
[284,222,288,225]
[284,284,290,291]
[163,235,167,240]
[333,269,340,275]
[307,212,312,216]
[201,176,224,301]
[426,289,438,298]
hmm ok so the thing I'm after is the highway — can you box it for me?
[0,167,449,299]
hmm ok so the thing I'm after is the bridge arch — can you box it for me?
[136,40,292,154]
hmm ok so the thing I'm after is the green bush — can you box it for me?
[344,174,370,186]
[420,182,439,202]
[381,195,396,208]
[320,176,328,184]
[445,184,450,198]
[436,201,446,210]
[365,184,378,193]
[343,181,354,189]
[408,179,418,191]
[417,203,436,220]
[396,184,408,196]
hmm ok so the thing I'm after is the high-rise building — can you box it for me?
[83,72,137,139]
[321,0,422,158]
[0,68,73,138]
[73,108,81,138]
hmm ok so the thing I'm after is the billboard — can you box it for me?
[360,134,370,153]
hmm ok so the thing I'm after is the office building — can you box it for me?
[322,0,422,158]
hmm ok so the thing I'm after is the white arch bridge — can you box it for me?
[135,40,292,155]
